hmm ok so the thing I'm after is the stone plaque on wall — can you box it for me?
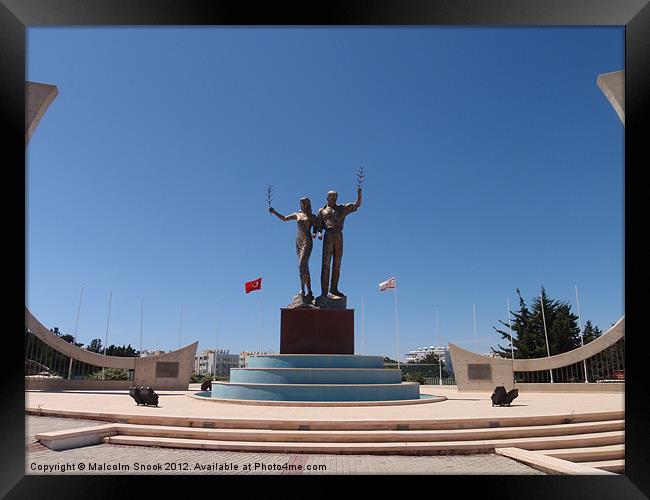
[155,361,179,378]
[467,364,492,380]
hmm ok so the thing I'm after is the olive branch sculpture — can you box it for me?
[266,184,273,213]
[356,166,365,190]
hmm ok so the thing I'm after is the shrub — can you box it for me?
[86,368,129,380]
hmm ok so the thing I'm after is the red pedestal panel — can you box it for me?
[280,308,354,354]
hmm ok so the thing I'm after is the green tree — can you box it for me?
[86,368,129,380]
[104,344,139,357]
[492,287,583,359]
[581,320,602,344]
[50,327,84,347]
[406,352,449,378]
[60,334,84,347]
[190,373,226,384]
[404,372,426,384]
[86,339,103,353]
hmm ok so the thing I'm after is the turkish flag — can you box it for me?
[245,277,262,294]
[379,277,396,291]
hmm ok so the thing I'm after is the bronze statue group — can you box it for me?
[269,187,362,305]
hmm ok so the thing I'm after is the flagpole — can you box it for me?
[215,318,219,378]
[68,283,85,379]
[436,308,441,385]
[139,298,144,356]
[574,284,589,383]
[507,297,515,387]
[472,304,478,353]
[540,291,554,383]
[361,296,365,355]
[102,291,112,380]
[258,291,263,353]
[178,306,183,350]
[507,298,514,361]
[394,279,400,370]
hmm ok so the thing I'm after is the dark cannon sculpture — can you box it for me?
[491,386,519,407]
[129,386,144,405]
[140,387,159,406]
[129,386,159,406]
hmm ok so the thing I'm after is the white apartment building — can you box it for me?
[404,345,454,377]
[140,349,166,357]
[405,345,449,363]
[194,349,240,377]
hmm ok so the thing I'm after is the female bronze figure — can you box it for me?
[269,197,318,301]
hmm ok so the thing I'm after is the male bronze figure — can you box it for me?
[316,187,362,298]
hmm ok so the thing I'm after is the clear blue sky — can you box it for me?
[26,27,624,359]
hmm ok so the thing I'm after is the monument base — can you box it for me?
[280,308,354,354]
[314,294,347,309]
[208,354,420,402]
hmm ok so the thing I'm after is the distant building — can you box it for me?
[194,349,240,377]
[239,351,277,368]
[140,349,166,357]
[405,345,449,363]
[405,345,454,377]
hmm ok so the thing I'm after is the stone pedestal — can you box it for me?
[280,308,354,354]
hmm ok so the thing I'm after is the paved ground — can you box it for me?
[25,416,544,475]
[25,386,624,426]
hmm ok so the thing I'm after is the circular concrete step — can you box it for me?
[246,354,384,369]
[230,367,402,385]
[210,381,420,402]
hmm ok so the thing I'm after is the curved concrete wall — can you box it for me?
[25,307,198,390]
[132,344,198,390]
[26,81,58,145]
[25,379,134,391]
[515,382,624,393]
[448,343,516,392]
[449,316,624,392]
[597,70,624,124]
[26,308,135,369]
[512,317,624,372]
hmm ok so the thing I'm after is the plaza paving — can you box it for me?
[25,416,545,475]
[25,385,624,426]
[24,385,625,475]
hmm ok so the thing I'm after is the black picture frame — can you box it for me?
[2,0,647,497]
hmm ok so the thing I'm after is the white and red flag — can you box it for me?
[379,277,396,291]
[245,277,262,294]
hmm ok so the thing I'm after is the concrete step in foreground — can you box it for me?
[101,429,624,455]
[27,407,625,431]
[107,420,624,444]
[582,459,625,473]
[495,447,617,475]
[534,443,625,462]
[35,420,624,449]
